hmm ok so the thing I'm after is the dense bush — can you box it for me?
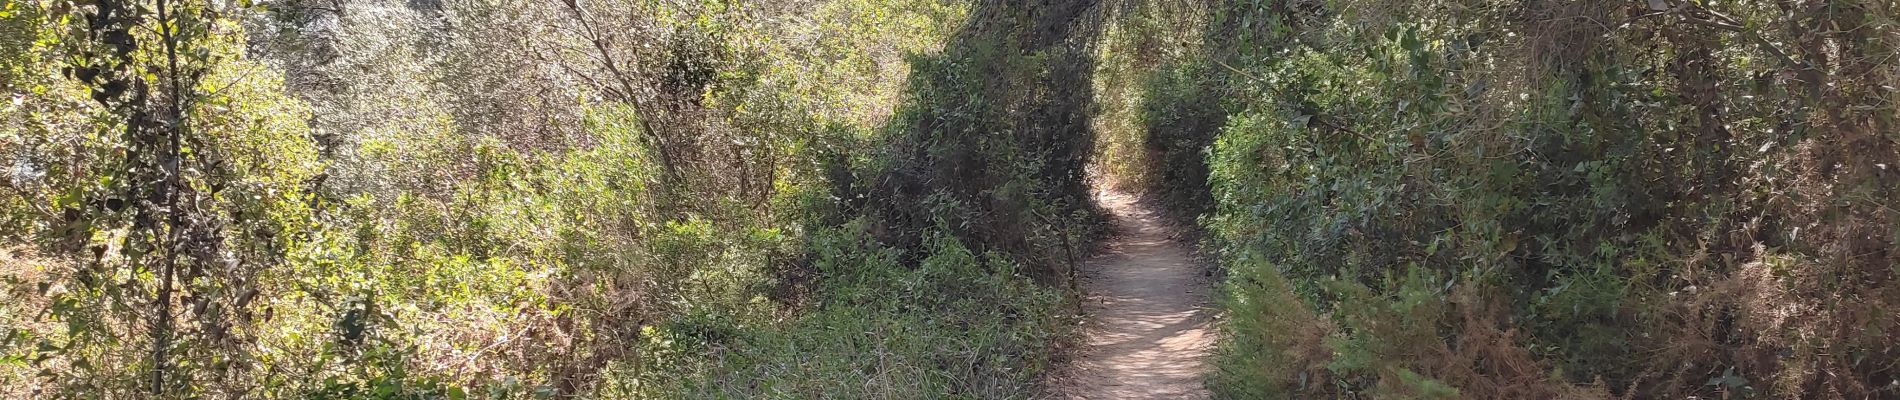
[18,0,1886,398]
[1,0,1098,398]
[670,224,1061,398]
[1189,0,1900,398]
[1089,1,1224,215]
[861,0,1107,284]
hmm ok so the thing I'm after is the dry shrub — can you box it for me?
[1621,1,1900,397]
[1437,285,1599,399]
[1209,259,1336,398]
[1519,0,1614,82]
[1354,282,1607,400]
[1632,246,1899,398]
[1220,266,1608,399]
[1204,0,1896,397]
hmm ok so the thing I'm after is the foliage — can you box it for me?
[1188,0,1900,398]
[2,0,1096,398]
[858,0,1108,285]
[656,224,1061,398]
[26,0,1888,398]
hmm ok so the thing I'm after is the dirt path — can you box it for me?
[1050,191,1214,399]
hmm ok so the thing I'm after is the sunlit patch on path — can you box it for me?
[1050,190,1213,399]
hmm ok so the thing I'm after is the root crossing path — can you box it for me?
[1052,191,1214,399]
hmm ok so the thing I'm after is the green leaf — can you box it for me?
[1400,26,1422,52]
[54,188,80,207]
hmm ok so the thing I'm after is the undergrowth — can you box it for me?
[655,225,1062,398]
[1171,0,1900,398]
[1,0,1098,398]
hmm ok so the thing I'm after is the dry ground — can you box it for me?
[1049,190,1214,399]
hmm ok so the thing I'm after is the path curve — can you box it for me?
[1051,190,1214,399]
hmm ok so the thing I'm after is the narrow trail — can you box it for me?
[1051,190,1214,399]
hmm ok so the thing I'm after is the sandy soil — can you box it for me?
[1048,190,1214,399]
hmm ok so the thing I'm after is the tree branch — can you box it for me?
[556,0,682,190]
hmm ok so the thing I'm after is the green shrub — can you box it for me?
[1196,0,1900,398]
[1,0,1086,398]
[652,223,1062,399]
